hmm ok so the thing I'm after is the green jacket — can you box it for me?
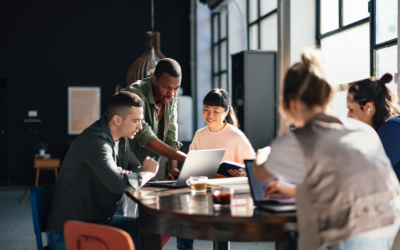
[46,115,142,234]
[123,77,182,163]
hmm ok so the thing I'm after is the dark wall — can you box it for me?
[0,0,191,185]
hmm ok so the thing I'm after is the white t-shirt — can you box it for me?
[263,130,307,184]
[114,140,119,156]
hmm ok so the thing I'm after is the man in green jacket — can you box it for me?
[46,91,158,250]
[123,58,187,179]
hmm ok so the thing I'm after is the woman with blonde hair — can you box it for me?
[253,49,400,250]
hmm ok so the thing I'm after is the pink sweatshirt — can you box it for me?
[189,124,255,164]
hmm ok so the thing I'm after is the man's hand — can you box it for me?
[168,167,180,180]
[117,167,132,175]
[142,156,159,174]
[263,180,296,199]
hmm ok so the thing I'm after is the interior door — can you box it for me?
[0,77,7,185]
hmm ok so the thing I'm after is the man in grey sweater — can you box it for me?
[46,91,158,250]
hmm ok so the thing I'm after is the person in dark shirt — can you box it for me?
[46,91,159,250]
[347,73,400,180]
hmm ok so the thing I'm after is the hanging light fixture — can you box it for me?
[126,0,165,86]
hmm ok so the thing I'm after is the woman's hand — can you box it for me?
[263,180,296,199]
[214,173,226,178]
[227,169,246,177]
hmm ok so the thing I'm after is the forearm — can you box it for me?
[146,138,186,162]
[168,159,178,170]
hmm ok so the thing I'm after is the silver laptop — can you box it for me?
[245,160,296,212]
[147,149,226,188]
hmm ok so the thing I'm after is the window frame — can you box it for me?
[211,9,229,91]
[247,0,277,50]
[316,0,398,77]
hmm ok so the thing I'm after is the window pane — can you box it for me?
[260,13,278,50]
[343,0,369,26]
[213,15,219,44]
[376,0,398,44]
[213,46,219,73]
[221,73,228,91]
[376,45,398,79]
[220,41,227,71]
[220,8,227,39]
[249,24,259,50]
[321,23,370,85]
[249,0,258,23]
[213,76,219,89]
[376,45,398,96]
[260,0,277,17]
[320,0,339,34]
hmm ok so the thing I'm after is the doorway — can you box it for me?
[0,77,7,185]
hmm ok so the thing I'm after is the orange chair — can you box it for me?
[64,220,135,250]
[64,220,171,250]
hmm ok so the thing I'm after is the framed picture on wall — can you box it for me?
[68,87,101,135]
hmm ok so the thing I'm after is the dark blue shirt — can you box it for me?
[377,116,400,180]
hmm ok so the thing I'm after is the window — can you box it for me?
[317,0,398,117]
[211,8,229,91]
[247,0,278,50]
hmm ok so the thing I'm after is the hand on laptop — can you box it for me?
[263,180,296,199]
[168,167,180,179]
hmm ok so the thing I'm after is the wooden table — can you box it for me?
[126,187,298,250]
[34,157,60,186]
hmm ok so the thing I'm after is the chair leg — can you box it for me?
[35,169,40,187]
[54,169,58,181]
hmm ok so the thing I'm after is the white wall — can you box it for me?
[196,0,212,130]
[289,0,316,66]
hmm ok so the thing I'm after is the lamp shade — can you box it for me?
[126,31,166,86]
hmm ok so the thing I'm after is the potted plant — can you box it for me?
[34,141,49,156]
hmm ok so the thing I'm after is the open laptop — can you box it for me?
[147,149,226,188]
[244,160,296,212]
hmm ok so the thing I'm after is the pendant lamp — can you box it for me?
[126,0,165,86]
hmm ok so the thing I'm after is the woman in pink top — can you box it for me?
[190,89,255,177]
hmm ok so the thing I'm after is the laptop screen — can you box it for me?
[245,160,296,204]
[244,160,268,202]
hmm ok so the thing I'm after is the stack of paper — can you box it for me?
[207,177,250,193]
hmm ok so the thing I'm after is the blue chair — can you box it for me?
[30,183,55,250]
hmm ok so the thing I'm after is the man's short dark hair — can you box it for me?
[154,58,182,79]
[106,91,144,121]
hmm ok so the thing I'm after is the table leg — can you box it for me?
[35,169,40,187]
[54,169,58,181]
[213,241,230,250]
[139,226,161,250]
[275,231,298,250]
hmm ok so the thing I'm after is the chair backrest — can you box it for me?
[30,183,55,250]
[64,220,135,250]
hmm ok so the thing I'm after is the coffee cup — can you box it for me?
[186,176,208,194]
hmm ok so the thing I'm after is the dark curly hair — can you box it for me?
[348,73,399,130]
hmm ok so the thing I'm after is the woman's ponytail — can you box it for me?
[225,105,239,128]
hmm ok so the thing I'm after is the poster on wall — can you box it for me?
[68,87,101,135]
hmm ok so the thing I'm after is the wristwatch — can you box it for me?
[168,167,180,174]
